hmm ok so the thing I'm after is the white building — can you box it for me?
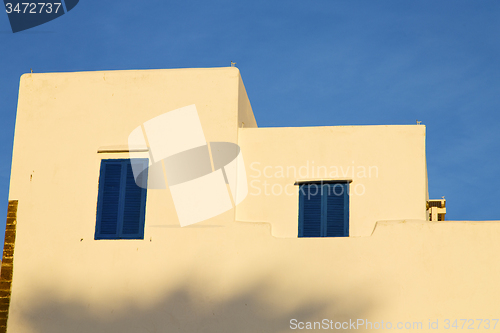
[1,67,498,333]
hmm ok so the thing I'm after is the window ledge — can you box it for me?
[294,179,353,185]
[97,145,149,153]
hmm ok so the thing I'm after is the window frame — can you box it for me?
[95,158,148,240]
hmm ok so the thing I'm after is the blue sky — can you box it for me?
[0,1,499,245]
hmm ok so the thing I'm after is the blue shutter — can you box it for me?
[120,161,148,239]
[299,184,322,237]
[95,159,148,240]
[326,184,348,237]
[95,160,122,239]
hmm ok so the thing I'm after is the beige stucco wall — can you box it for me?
[237,74,257,130]
[6,68,499,333]
[6,219,500,333]
[237,125,428,237]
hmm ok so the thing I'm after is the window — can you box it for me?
[298,181,350,237]
[95,159,148,240]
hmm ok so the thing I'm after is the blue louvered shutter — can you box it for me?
[95,159,148,240]
[299,184,322,237]
[325,184,349,237]
[120,161,148,239]
[95,160,122,238]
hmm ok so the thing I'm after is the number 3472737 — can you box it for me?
[5,3,62,14]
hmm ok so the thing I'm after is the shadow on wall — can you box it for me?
[17,279,373,333]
